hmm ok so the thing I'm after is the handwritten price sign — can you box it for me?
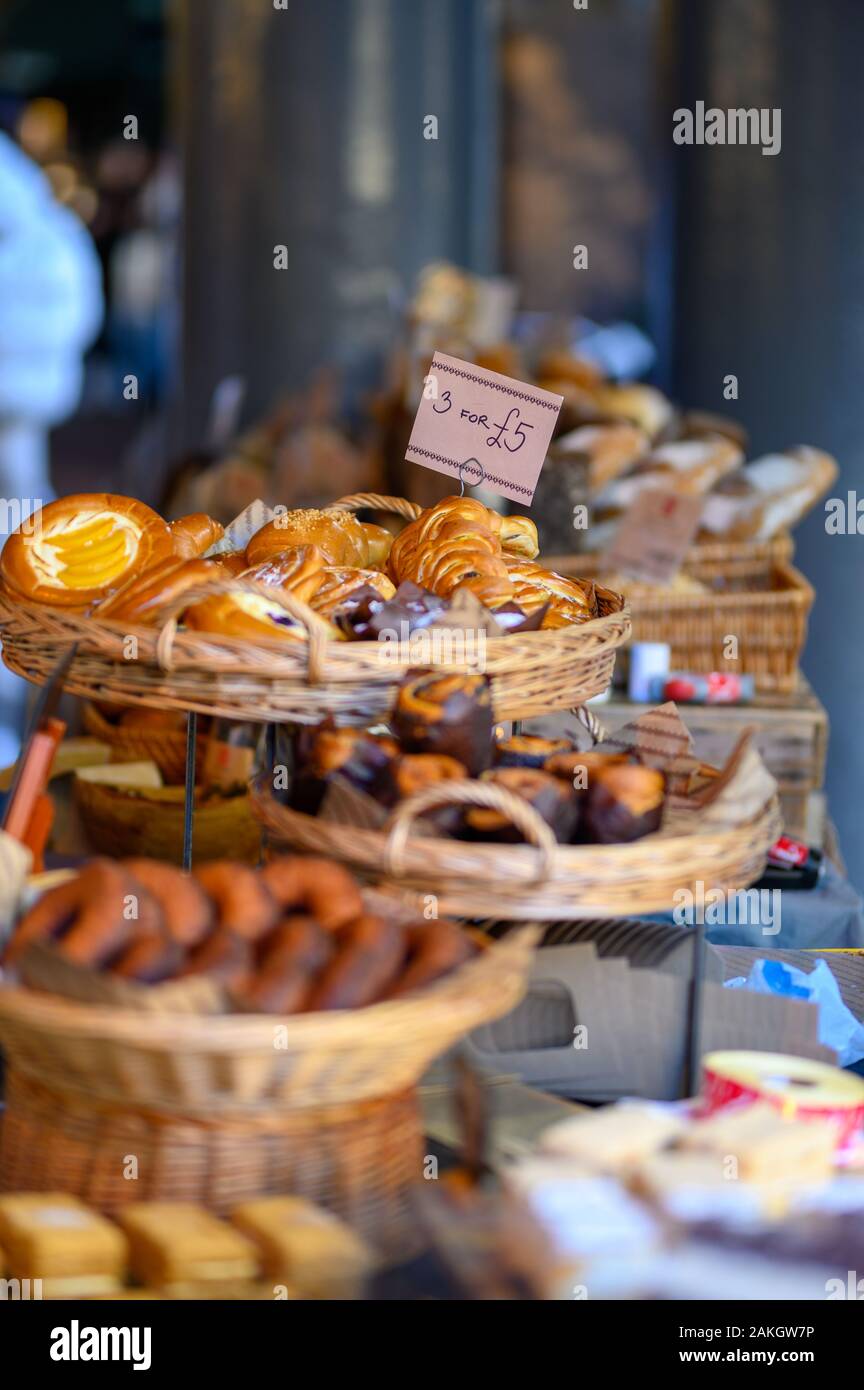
[405,352,563,505]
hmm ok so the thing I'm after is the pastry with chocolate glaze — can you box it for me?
[392,672,494,777]
[583,761,666,844]
[291,721,399,814]
[494,733,574,770]
[464,768,579,844]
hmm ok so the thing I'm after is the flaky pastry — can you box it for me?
[169,513,225,559]
[1,494,173,608]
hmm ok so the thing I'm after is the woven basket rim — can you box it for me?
[0,923,539,1051]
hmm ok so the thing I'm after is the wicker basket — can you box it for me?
[82,701,205,785]
[250,773,782,921]
[544,553,812,694]
[544,532,795,584]
[0,923,536,1246]
[0,494,629,725]
[73,780,261,864]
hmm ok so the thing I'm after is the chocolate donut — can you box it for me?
[124,859,214,946]
[384,921,477,998]
[233,916,334,1014]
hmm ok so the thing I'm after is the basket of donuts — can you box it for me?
[0,490,629,725]
[250,684,782,920]
[0,854,537,1248]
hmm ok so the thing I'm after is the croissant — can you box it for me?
[246,509,369,568]
[503,559,597,628]
[388,497,535,609]
[92,556,222,625]
[0,494,173,608]
[169,514,225,559]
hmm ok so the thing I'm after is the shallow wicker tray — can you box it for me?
[0,494,630,725]
[73,779,261,865]
[251,774,782,921]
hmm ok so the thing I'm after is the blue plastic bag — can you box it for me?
[725,959,864,1067]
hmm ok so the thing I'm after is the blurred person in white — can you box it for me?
[0,131,104,764]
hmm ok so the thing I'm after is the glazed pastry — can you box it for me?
[464,768,578,844]
[392,672,494,777]
[390,753,467,799]
[543,749,632,786]
[583,761,665,844]
[308,566,396,620]
[0,1194,127,1297]
[258,855,364,930]
[503,559,596,628]
[384,920,477,998]
[117,1203,259,1290]
[169,513,225,559]
[241,545,327,604]
[212,550,249,577]
[494,733,574,770]
[388,753,468,836]
[388,497,532,609]
[303,914,407,1011]
[183,591,341,643]
[335,579,447,641]
[233,916,334,1013]
[231,1197,372,1298]
[92,556,221,625]
[245,508,369,568]
[0,494,173,608]
[290,723,399,814]
[193,862,278,939]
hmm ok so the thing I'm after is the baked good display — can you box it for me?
[699,445,839,542]
[0,494,174,608]
[183,591,340,643]
[0,1193,128,1297]
[388,497,517,609]
[240,545,327,603]
[465,768,579,844]
[308,565,396,619]
[579,760,666,845]
[290,723,399,813]
[168,513,225,559]
[5,854,480,1012]
[493,733,574,769]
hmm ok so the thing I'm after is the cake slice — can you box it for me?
[0,1193,127,1297]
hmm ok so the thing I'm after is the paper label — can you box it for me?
[604,487,703,584]
[405,352,562,505]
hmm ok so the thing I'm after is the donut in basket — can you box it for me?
[3,855,481,1013]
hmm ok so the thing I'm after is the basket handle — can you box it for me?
[329,493,423,522]
[152,576,331,681]
[383,779,559,883]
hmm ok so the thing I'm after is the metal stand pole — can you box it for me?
[182,710,198,870]
[683,922,706,1098]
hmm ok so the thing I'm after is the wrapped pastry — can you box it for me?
[582,761,665,844]
[291,722,399,813]
[337,580,447,641]
[308,566,396,620]
[0,1193,127,1297]
[503,559,597,628]
[1,494,173,608]
[232,1197,372,1298]
[596,433,743,514]
[117,1203,259,1291]
[464,768,579,844]
[92,556,222,625]
[493,733,574,770]
[392,672,494,776]
[551,422,649,493]
[169,513,225,559]
[700,446,838,542]
[245,508,370,567]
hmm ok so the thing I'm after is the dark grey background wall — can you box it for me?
[666,0,864,883]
